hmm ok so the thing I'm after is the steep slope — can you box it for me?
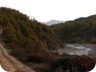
[51,15,96,43]
[0,7,63,61]
[0,42,35,72]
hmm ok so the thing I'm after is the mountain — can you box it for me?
[0,7,95,72]
[51,15,96,43]
[0,7,63,61]
[45,20,63,25]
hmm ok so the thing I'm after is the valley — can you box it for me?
[0,7,95,72]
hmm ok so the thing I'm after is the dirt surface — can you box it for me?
[0,42,36,72]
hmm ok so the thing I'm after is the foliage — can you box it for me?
[48,55,95,72]
[0,7,63,61]
[51,15,96,43]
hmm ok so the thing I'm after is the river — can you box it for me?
[58,44,96,57]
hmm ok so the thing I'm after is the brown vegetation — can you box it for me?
[0,7,63,62]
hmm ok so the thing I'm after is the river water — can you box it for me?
[58,44,96,57]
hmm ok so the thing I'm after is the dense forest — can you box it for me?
[0,7,63,61]
[51,15,96,43]
[0,7,95,72]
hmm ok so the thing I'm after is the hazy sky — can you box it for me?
[0,0,96,22]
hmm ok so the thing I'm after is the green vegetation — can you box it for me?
[0,7,63,61]
[0,7,95,72]
[51,16,96,43]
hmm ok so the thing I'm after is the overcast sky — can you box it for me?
[0,0,96,22]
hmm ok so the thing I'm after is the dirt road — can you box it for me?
[0,42,36,72]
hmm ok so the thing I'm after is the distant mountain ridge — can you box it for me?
[45,20,63,25]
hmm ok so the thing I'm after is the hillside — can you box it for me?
[0,7,95,72]
[0,7,63,61]
[51,15,96,43]
[0,42,35,72]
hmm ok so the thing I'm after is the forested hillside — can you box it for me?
[51,15,96,43]
[0,7,63,61]
[0,7,95,72]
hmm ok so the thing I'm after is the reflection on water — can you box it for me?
[58,44,96,57]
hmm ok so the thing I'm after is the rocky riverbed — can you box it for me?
[58,44,96,58]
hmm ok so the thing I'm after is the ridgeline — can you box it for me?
[51,15,96,43]
[0,7,63,61]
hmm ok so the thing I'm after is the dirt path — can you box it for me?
[0,42,36,72]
